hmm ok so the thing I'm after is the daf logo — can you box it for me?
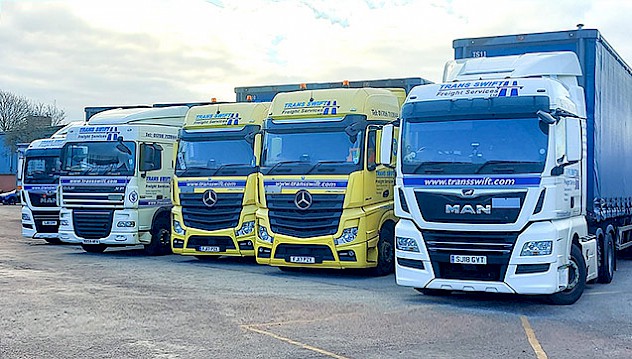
[202,189,218,208]
[294,190,313,210]
[445,204,491,215]
[461,188,475,197]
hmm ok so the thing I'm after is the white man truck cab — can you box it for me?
[256,88,404,274]
[382,48,631,304]
[171,102,270,258]
[58,106,186,255]
[21,138,66,243]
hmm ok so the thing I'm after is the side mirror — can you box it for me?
[378,124,394,166]
[566,118,581,162]
[537,110,556,125]
[140,144,162,172]
[254,133,262,166]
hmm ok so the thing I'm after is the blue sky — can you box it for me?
[1,0,631,121]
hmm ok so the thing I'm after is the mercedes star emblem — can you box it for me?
[294,190,313,210]
[202,189,218,208]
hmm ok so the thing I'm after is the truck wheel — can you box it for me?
[81,244,107,253]
[45,238,63,245]
[144,219,172,256]
[370,225,395,276]
[548,244,586,305]
[597,231,615,283]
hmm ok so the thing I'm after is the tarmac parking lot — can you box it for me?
[1,205,631,358]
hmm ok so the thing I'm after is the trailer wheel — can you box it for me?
[371,224,395,276]
[81,244,107,253]
[597,231,615,283]
[548,244,586,305]
[144,218,172,256]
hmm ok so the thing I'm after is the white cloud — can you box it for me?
[0,0,630,121]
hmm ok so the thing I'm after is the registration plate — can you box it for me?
[82,239,101,244]
[43,221,57,226]
[289,256,316,264]
[450,255,487,265]
[198,246,221,252]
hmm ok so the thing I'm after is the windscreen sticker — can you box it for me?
[264,180,348,189]
[23,185,57,191]
[404,176,540,188]
[178,180,247,188]
[60,177,130,185]
[139,199,172,207]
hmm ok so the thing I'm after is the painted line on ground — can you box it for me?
[241,324,350,359]
[520,315,548,359]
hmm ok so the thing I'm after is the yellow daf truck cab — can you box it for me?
[256,88,403,274]
[171,102,270,258]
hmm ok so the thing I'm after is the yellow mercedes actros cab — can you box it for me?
[256,88,403,274]
[171,102,270,259]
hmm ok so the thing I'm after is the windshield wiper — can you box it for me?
[212,163,252,176]
[475,160,540,174]
[266,160,309,174]
[176,166,210,177]
[306,160,349,174]
[410,161,471,174]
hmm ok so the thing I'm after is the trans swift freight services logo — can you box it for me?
[281,100,340,115]
[403,176,541,188]
[436,80,523,98]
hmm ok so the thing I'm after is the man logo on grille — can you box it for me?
[202,189,218,208]
[294,190,312,210]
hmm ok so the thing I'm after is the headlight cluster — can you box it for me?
[396,236,420,252]
[334,227,358,245]
[520,240,553,256]
[172,220,185,235]
[116,221,136,228]
[258,225,274,244]
[235,221,255,237]
[22,213,31,221]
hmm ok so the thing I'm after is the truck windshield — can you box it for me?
[175,138,255,177]
[401,118,548,175]
[261,129,362,175]
[24,156,61,184]
[61,141,136,176]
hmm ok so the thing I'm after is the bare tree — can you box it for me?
[0,90,31,132]
[31,101,66,125]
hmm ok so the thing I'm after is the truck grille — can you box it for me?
[73,210,114,239]
[274,244,335,263]
[266,194,344,238]
[180,192,244,231]
[422,230,518,281]
[62,185,125,207]
[416,192,525,224]
[28,192,57,208]
[186,235,236,250]
[32,210,60,233]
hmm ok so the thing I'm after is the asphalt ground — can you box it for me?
[1,205,631,358]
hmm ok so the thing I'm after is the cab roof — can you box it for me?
[88,106,188,127]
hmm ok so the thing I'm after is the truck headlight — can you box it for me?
[172,220,185,235]
[22,213,31,221]
[258,225,274,244]
[334,227,358,245]
[116,221,136,228]
[235,221,255,237]
[396,236,420,252]
[520,240,553,256]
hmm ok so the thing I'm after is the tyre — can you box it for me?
[370,225,395,276]
[81,243,107,253]
[597,231,615,283]
[144,219,172,256]
[415,288,451,296]
[44,238,63,245]
[548,244,586,305]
